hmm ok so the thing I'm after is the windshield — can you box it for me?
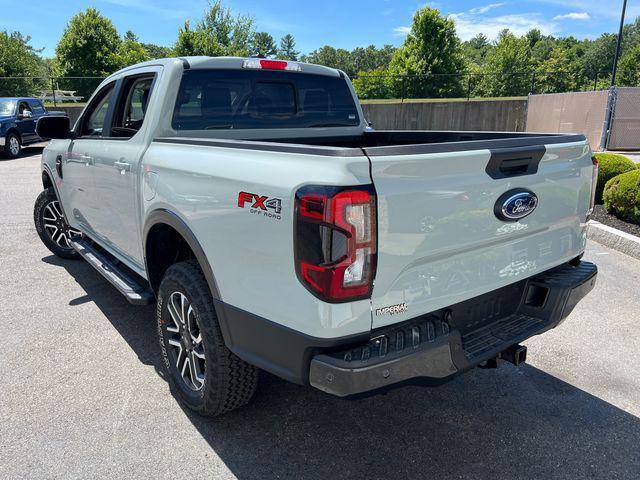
[172,69,360,131]
[0,100,16,116]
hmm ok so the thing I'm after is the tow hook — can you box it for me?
[478,344,528,369]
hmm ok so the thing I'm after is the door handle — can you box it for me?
[114,160,131,173]
[67,154,93,165]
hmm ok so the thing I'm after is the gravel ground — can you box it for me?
[1,150,640,480]
[592,205,640,237]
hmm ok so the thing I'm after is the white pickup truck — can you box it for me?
[34,57,598,417]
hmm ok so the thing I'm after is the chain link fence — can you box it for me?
[0,77,104,105]
[352,71,640,101]
[2,71,640,104]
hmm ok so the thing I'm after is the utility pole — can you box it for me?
[611,0,628,86]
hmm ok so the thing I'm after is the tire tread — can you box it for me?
[158,260,258,417]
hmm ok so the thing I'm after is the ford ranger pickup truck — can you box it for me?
[33,57,598,417]
[0,97,65,158]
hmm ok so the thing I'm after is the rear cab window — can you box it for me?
[172,69,360,131]
[27,99,45,115]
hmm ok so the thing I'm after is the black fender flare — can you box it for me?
[41,164,72,224]
[143,209,221,300]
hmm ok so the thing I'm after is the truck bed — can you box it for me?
[156,130,586,157]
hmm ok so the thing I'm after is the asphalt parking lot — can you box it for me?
[1,149,639,480]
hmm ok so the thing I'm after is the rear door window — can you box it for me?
[172,69,359,130]
[111,75,155,138]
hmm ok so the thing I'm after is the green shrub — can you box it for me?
[603,169,640,224]
[595,153,638,203]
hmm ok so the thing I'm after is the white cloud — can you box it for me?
[552,12,591,20]
[395,1,562,41]
[449,12,559,40]
[469,3,508,15]
[537,0,640,21]
[393,26,411,36]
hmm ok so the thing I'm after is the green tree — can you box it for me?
[618,43,640,86]
[582,33,617,80]
[278,34,299,60]
[479,29,533,96]
[351,45,396,73]
[388,7,466,98]
[352,66,394,99]
[55,8,121,77]
[535,47,576,93]
[174,0,254,57]
[114,34,151,68]
[251,32,277,57]
[0,31,46,96]
[303,46,354,75]
[142,43,172,59]
[526,28,544,49]
[463,33,492,67]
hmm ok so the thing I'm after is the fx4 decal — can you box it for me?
[237,191,283,220]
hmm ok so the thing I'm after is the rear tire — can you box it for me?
[157,260,258,417]
[34,188,81,259]
[4,133,21,158]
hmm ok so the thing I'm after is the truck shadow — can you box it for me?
[0,145,45,161]
[44,255,640,480]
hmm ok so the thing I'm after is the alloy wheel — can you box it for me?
[166,291,206,391]
[9,136,20,156]
[42,200,81,249]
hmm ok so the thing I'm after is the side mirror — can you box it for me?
[36,115,72,140]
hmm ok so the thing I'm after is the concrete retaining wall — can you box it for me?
[49,105,84,126]
[361,99,528,132]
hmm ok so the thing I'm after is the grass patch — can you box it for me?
[43,103,86,108]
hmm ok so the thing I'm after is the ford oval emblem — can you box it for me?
[494,189,538,222]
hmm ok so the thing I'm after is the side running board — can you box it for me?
[70,238,154,305]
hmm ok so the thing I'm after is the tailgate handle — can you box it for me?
[485,145,546,179]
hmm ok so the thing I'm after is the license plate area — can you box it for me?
[446,279,527,335]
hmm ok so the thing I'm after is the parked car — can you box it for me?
[34,57,598,417]
[0,97,65,158]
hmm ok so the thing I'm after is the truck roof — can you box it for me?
[0,97,39,101]
[106,56,344,81]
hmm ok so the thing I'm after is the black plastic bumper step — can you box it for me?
[461,314,544,361]
[70,238,154,305]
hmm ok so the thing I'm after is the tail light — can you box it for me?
[242,58,302,72]
[294,185,377,302]
[587,154,599,221]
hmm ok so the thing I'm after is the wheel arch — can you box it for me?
[143,209,221,299]
[5,127,21,143]
[42,169,53,190]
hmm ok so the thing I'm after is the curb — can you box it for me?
[588,220,640,260]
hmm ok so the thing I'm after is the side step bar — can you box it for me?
[70,238,154,305]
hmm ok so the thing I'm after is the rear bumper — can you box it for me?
[309,260,597,397]
[0,136,5,147]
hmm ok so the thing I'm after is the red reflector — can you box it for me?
[260,59,288,70]
[299,194,327,221]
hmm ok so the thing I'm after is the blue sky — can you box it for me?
[0,0,637,57]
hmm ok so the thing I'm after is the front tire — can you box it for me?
[34,188,81,259]
[4,133,21,158]
[157,260,258,417]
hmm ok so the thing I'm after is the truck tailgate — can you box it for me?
[367,138,593,329]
